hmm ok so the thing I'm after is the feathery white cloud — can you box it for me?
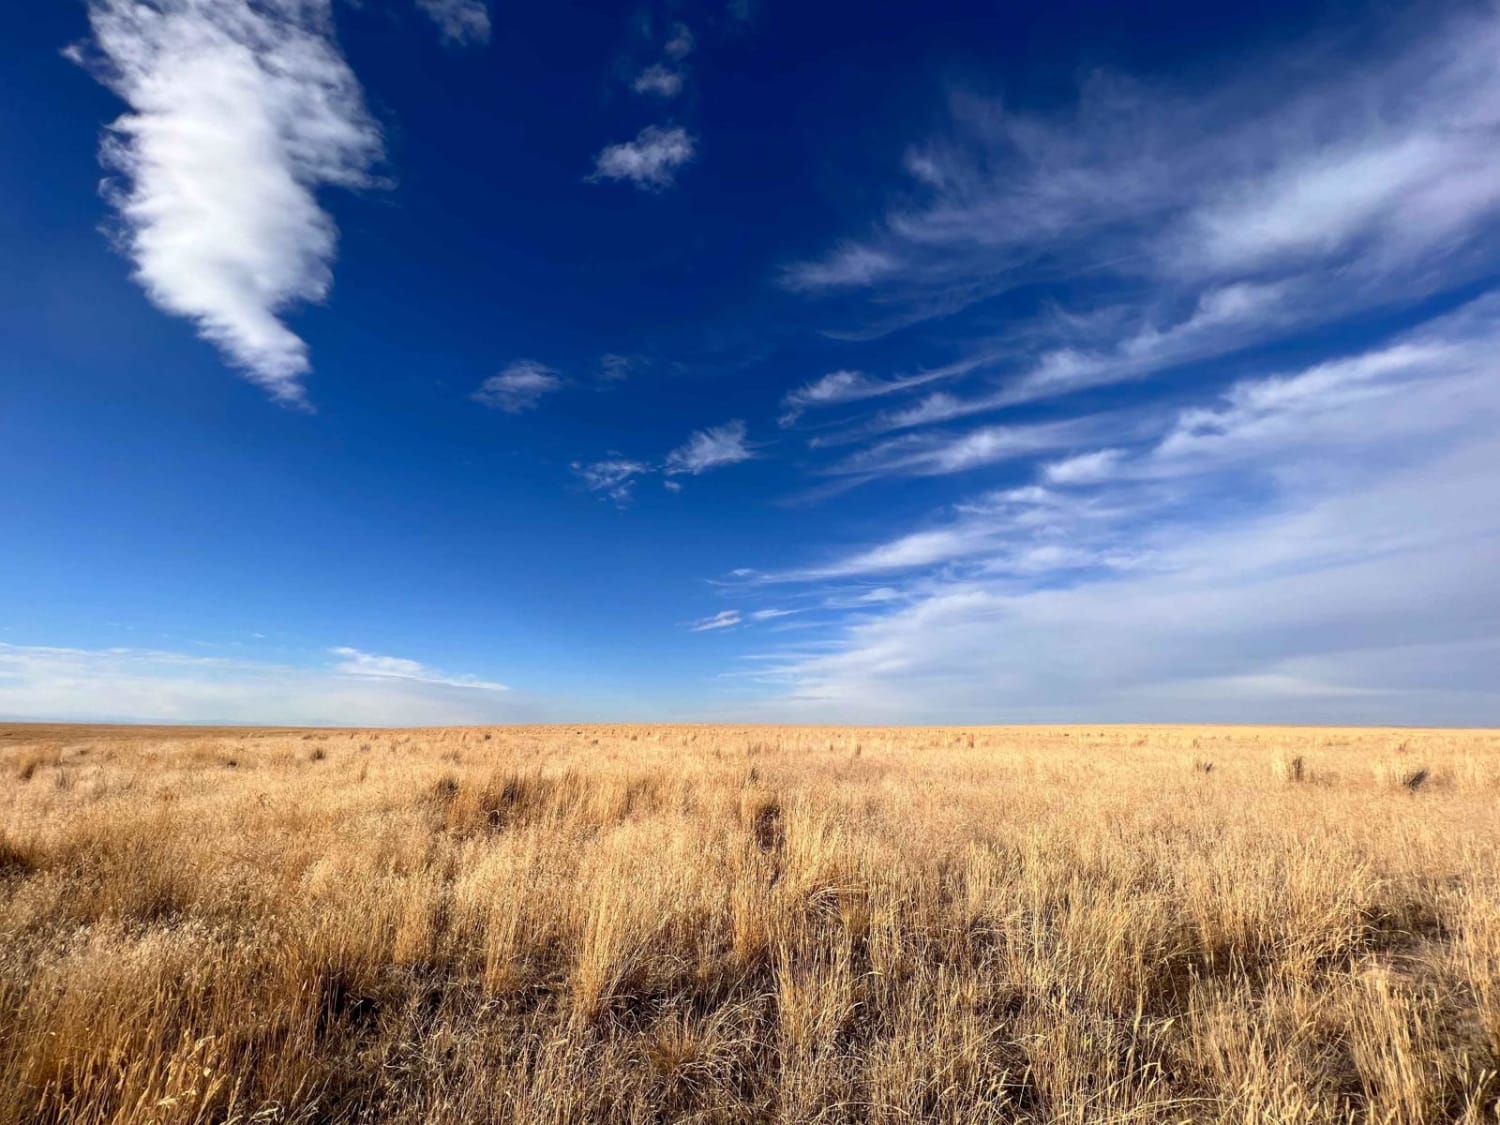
[598,353,639,383]
[472,360,563,413]
[690,610,741,632]
[570,418,753,504]
[779,371,872,421]
[414,0,490,45]
[1042,448,1124,486]
[779,3,1500,462]
[76,0,384,405]
[572,458,652,506]
[328,646,508,690]
[825,282,1300,444]
[782,244,896,291]
[665,420,754,475]
[663,22,693,61]
[813,529,984,578]
[0,642,514,725]
[589,125,695,190]
[828,418,1100,479]
[740,295,1500,723]
[633,64,684,98]
[748,438,1500,724]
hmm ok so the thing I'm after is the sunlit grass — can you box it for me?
[2,722,1498,1123]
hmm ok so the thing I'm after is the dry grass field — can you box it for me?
[3,723,1500,1124]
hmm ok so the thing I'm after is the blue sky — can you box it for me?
[3,0,1499,725]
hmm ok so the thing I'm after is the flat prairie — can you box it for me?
[2,723,1499,1124]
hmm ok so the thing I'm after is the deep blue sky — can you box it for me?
[3,0,1498,724]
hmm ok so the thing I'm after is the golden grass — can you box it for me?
[2,722,1499,1123]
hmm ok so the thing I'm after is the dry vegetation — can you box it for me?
[3,723,1500,1123]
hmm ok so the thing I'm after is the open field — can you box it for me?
[3,723,1500,1123]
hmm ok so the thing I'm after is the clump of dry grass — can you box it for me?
[2,721,1499,1123]
[1375,758,1436,791]
[0,832,38,879]
[12,744,59,783]
[1273,752,1307,782]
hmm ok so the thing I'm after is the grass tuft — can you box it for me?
[1273,753,1307,782]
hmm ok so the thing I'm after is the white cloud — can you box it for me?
[751,483,1153,586]
[663,22,694,61]
[748,440,1500,724]
[692,13,1500,724]
[598,353,639,383]
[815,529,984,578]
[739,295,1500,723]
[1044,448,1123,485]
[0,642,515,725]
[76,0,384,405]
[779,3,1500,457]
[751,608,795,620]
[779,371,870,422]
[812,273,1311,445]
[770,298,1500,585]
[782,244,896,291]
[690,610,741,632]
[472,359,563,413]
[328,646,507,690]
[572,457,652,506]
[589,125,695,190]
[779,365,982,425]
[570,419,753,503]
[1141,304,1499,477]
[633,64,684,98]
[760,2,1500,562]
[414,0,490,45]
[829,417,1100,479]
[1017,282,1294,398]
[664,420,754,475]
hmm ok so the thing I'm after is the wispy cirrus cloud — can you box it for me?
[740,480,1154,585]
[779,371,871,424]
[589,125,695,190]
[776,5,1500,462]
[571,458,653,506]
[413,0,491,46]
[782,244,897,292]
[745,431,1500,725]
[826,416,1105,480]
[73,0,385,405]
[778,365,985,425]
[633,64,684,98]
[664,420,754,475]
[688,607,797,633]
[1042,448,1123,485]
[329,646,507,691]
[790,9,1500,314]
[736,293,1500,722]
[663,22,693,60]
[824,281,1303,444]
[472,359,563,413]
[0,642,515,724]
[598,353,641,383]
[690,610,741,632]
[572,420,755,505]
